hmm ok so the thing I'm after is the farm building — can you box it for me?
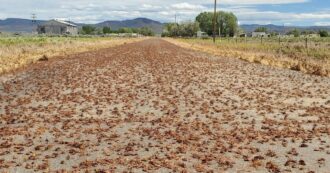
[252,32,270,37]
[197,31,208,38]
[37,20,78,35]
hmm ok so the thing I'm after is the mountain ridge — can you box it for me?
[0,18,164,34]
[1,18,330,34]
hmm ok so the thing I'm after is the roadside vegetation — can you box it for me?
[167,37,330,76]
[0,36,144,74]
[162,10,330,76]
[80,25,155,36]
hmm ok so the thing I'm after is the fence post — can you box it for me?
[236,37,238,43]
[305,37,308,49]
[279,37,281,45]
[261,36,263,44]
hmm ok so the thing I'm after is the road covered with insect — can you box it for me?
[1,38,330,172]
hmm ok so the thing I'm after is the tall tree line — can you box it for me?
[196,11,238,37]
[163,11,239,37]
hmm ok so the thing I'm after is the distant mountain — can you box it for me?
[241,24,330,33]
[0,18,164,34]
[96,18,163,34]
[0,18,44,33]
[1,18,329,35]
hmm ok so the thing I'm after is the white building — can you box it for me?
[197,31,208,38]
[252,32,270,37]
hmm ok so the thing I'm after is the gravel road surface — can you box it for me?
[1,39,330,172]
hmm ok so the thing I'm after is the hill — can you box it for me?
[96,18,163,34]
[241,24,330,33]
[1,18,329,35]
[0,18,163,34]
[0,18,44,33]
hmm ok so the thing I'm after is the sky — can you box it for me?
[0,0,329,26]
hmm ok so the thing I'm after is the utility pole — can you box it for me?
[213,0,217,43]
[175,13,177,24]
[31,13,37,34]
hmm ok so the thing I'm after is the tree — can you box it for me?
[255,27,268,33]
[162,22,200,37]
[196,11,238,37]
[319,30,329,37]
[301,30,315,35]
[138,27,155,36]
[103,27,112,34]
[81,25,96,35]
[118,27,133,33]
[287,29,300,37]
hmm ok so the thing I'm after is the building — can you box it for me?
[197,31,208,38]
[252,32,270,37]
[37,19,78,35]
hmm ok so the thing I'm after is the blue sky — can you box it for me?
[0,0,329,26]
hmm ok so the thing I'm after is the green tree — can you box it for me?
[162,23,180,37]
[196,11,238,37]
[319,30,329,37]
[254,27,268,33]
[162,22,200,37]
[81,25,96,35]
[103,27,112,34]
[138,27,155,36]
[287,29,300,37]
[118,27,133,33]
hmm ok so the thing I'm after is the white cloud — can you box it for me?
[171,3,205,11]
[219,0,308,5]
[0,0,327,26]
[314,22,330,26]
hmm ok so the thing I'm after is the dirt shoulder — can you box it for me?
[1,38,329,172]
[165,38,330,77]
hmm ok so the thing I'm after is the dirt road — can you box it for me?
[1,39,330,172]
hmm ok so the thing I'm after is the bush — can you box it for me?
[81,25,96,35]
[319,30,329,37]
[255,27,268,33]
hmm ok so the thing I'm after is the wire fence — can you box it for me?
[217,37,330,50]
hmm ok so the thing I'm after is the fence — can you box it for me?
[217,37,330,50]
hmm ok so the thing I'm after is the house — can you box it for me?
[279,34,294,38]
[252,32,270,37]
[37,19,78,35]
[197,31,208,38]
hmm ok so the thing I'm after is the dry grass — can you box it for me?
[165,38,330,77]
[0,36,145,74]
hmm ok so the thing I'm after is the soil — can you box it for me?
[1,39,330,172]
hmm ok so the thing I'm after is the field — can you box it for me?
[167,37,330,77]
[0,38,329,172]
[0,35,144,74]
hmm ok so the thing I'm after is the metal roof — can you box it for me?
[41,19,77,27]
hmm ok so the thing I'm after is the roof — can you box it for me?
[41,19,77,27]
[53,19,77,27]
